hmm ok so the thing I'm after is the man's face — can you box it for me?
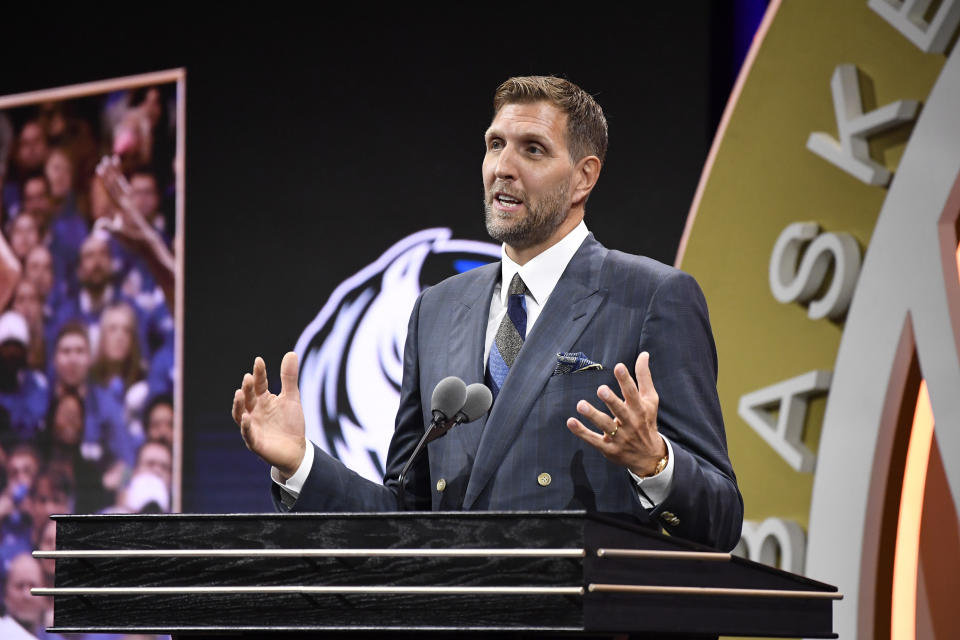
[78,236,112,289]
[7,451,39,490]
[147,403,174,447]
[54,332,90,389]
[4,553,45,624]
[131,174,159,218]
[101,306,134,362]
[16,122,47,170]
[136,442,172,488]
[25,246,54,299]
[45,149,72,199]
[482,101,575,250]
[12,281,41,324]
[27,476,71,535]
[23,176,51,221]
[53,395,84,447]
[9,213,40,260]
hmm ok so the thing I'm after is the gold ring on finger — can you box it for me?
[607,418,621,438]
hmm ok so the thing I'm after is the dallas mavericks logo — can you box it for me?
[294,229,499,482]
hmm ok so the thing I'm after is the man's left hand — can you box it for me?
[566,351,668,476]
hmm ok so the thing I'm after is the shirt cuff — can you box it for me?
[270,441,314,506]
[628,435,675,509]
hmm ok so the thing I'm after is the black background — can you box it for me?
[0,6,739,511]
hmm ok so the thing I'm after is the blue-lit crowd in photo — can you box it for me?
[0,84,178,639]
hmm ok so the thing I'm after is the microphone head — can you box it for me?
[457,383,493,423]
[431,376,467,419]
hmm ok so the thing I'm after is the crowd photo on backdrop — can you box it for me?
[0,79,180,639]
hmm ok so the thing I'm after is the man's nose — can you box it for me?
[494,145,517,180]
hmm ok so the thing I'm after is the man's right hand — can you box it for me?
[232,352,306,480]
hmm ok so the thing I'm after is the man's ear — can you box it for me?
[571,155,602,205]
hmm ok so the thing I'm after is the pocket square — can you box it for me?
[553,352,604,376]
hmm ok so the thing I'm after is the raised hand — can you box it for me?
[232,352,307,480]
[94,154,175,309]
[566,351,668,477]
[94,155,148,242]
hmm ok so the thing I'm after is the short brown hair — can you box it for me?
[493,76,608,164]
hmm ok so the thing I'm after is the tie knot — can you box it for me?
[507,272,529,297]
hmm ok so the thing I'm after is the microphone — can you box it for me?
[397,377,467,507]
[424,382,492,444]
[429,376,468,429]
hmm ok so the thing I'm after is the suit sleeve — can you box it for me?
[272,292,432,512]
[639,270,743,551]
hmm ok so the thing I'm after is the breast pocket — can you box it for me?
[542,368,617,418]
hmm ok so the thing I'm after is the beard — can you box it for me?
[483,181,570,250]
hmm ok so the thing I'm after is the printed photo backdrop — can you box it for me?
[0,70,184,639]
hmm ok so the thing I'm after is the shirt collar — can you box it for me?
[499,220,590,306]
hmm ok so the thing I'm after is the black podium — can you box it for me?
[34,511,839,637]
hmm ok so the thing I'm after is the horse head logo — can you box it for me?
[294,228,499,482]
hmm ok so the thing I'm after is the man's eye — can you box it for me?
[527,145,544,155]
[489,140,504,151]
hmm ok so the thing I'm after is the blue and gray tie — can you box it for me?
[486,273,529,400]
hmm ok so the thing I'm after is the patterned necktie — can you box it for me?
[486,273,529,400]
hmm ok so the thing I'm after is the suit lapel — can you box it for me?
[445,264,499,461]
[463,236,608,508]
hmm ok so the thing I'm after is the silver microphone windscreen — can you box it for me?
[430,376,467,419]
[458,383,493,423]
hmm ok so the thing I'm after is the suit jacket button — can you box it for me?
[661,511,680,526]
[537,473,552,487]
[436,478,446,492]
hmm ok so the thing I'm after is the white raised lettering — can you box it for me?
[807,64,919,186]
[769,222,862,320]
[738,370,832,472]
[869,0,960,54]
[734,518,807,573]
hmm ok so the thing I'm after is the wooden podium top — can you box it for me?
[34,511,839,637]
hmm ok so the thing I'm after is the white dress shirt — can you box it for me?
[274,221,674,508]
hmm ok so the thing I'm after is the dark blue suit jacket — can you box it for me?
[276,234,743,551]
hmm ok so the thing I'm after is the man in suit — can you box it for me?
[232,76,742,552]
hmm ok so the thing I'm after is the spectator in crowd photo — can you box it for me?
[133,439,171,491]
[14,123,48,176]
[0,312,47,441]
[96,158,174,313]
[23,470,72,548]
[143,394,173,448]
[42,392,110,514]
[44,148,86,295]
[109,170,169,316]
[23,247,54,310]
[11,280,46,371]
[85,302,146,471]
[23,246,59,345]
[53,233,144,355]
[2,552,46,639]
[8,213,40,264]
[49,323,90,401]
[20,174,53,238]
[43,148,73,208]
[4,122,48,219]
[0,443,38,572]
[112,440,171,515]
